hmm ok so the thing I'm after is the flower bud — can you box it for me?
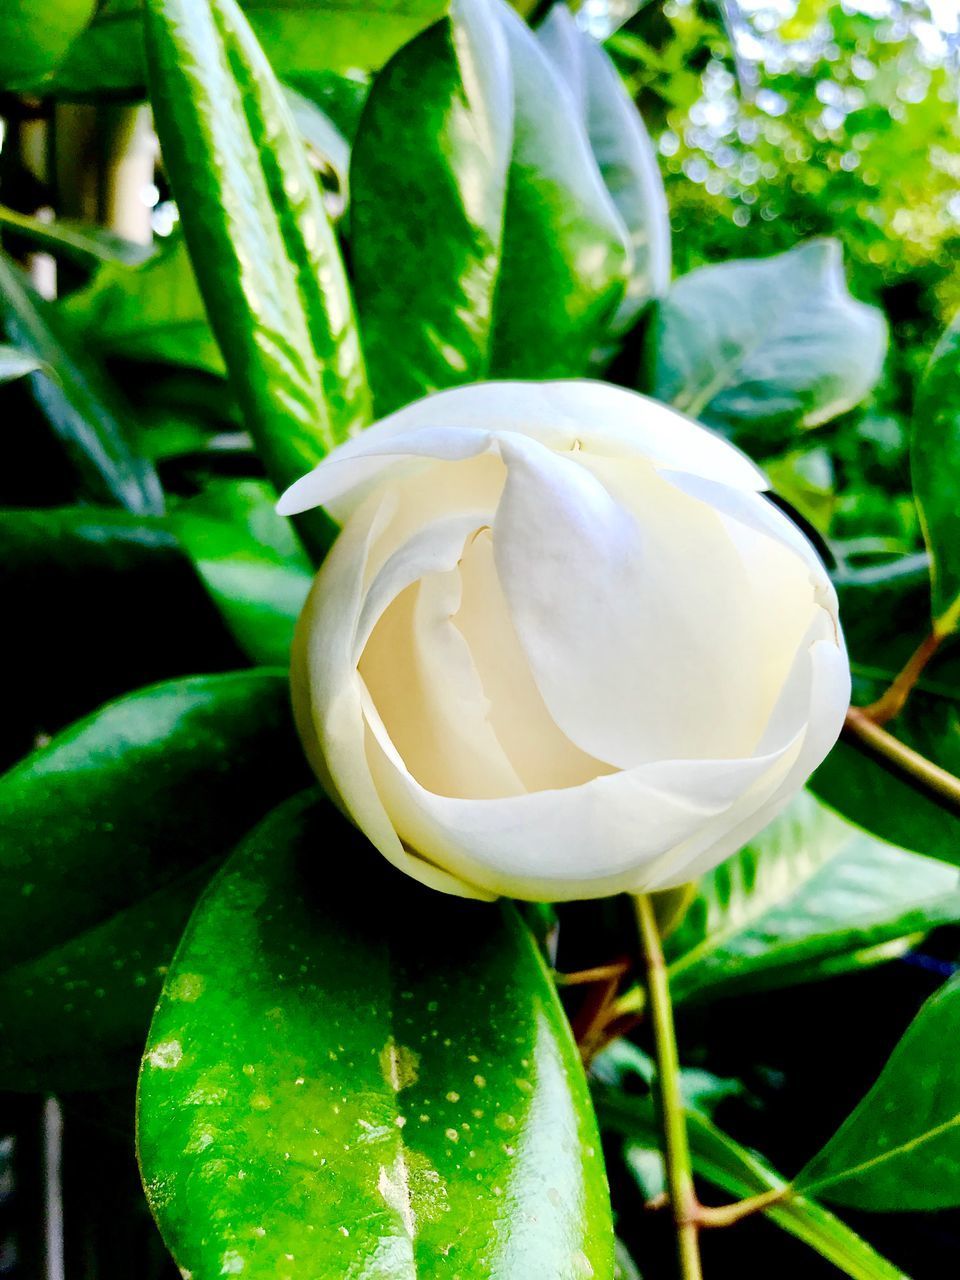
[280,381,849,902]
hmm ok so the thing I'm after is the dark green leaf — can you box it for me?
[647,239,887,447]
[812,557,960,860]
[60,233,224,375]
[0,204,152,269]
[663,791,960,1004]
[172,480,313,667]
[0,252,164,514]
[0,506,245,765]
[490,0,630,378]
[797,971,960,1210]
[350,0,513,413]
[0,0,96,89]
[596,1067,906,1280]
[912,308,960,635]
[139,792,614,1279]
[47,0,450,97]
[537,4,670,334]
[0,671,308,972]
[144,0,370,508]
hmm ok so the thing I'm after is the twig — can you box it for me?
[843,707,960,815]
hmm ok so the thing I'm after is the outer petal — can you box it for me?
[276,380,766,519]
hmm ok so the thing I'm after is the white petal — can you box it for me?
[492,435,779,768]
[276,379,766,519]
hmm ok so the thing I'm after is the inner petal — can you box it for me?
[453,528,616,792]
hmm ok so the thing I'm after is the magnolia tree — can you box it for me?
[0,0,959,1277]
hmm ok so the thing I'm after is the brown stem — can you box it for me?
[697,1187,793,1228]
[843,707,960,815]
[861,629,943,726]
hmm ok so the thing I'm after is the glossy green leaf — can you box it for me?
[172,480,313,667]
[0,864,212,1093]
[647,239,887,447]
[0,671,308,973]
[797,971,960,1210]
[912,308,960,635]
[595,1065,905,1280]
[490,0,630,378]
[0,345,44,382]
[663,791,960,1004]
[812,556,960,860]
[144,0,370,509]
[139,792,614,1279]
[46,0,449,97]
[350,0,513,413]
[537,4,670,334]
[0,506,249,766]
[0,204,152,269]
[0,252,164,514]
[283,86,351,217]
[0,0,96,88]
[61,233,224,376]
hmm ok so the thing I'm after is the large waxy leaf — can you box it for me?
[0,671,308,973]
[61,234,224,376]
[912,309,960,635]
[595,1053,905,1280]
[812,556,960,861]
[796,972,960,1210]
[172,480,313,668]
[490,1,630,379]
[0,672,309,1091]
[0,252,163,515]
[647,239,887,447]
[663,792,960,1004]
[144,0,370,519]
[350,0,514,414]
[537,4,670,334]
[139,792,614,1279]
[0,0,96,88]
[351,0,629,413]
[42,0,449,96]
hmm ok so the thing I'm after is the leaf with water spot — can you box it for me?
[138,792,613,1278]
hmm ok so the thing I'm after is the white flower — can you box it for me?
[279,381,849,902]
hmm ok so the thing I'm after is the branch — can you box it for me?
[636,895,703,1280]
[842,707,960,815]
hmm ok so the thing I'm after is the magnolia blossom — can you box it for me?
[279,381,849,902]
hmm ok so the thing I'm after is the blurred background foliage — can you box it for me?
[605,0,960,560]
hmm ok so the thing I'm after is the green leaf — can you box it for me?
[46,0,450,97]
[0,671,310,1091]
[647,239,887,447]
[812,557,960,861]
[61,233,224,376]
[139,792,614,1279]
[912,309,960,635]
[350,0,513,414]
[0,204,152,269]
[283,85,351,217]
[489,0,630,379]
[0,0,96,89]
[0,345,44,382]
[144,0,370,508]
[0,506,246,765]
[797,971,960,1210]
[596,1078,906,1280]
[171,480,313,667]
[0,671,308,973]
[537,4,670,334]
[0,865,212,1092]
[0,252,164,514]
[663,791,960,1004]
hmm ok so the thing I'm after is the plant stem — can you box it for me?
[636,895,703,1280]
[843,707,960,815]
[861,628,943,725]
[697,1187,793,1228]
